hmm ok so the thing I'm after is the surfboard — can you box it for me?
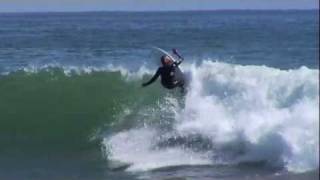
[107,160,132,171]
[152,47,177,62]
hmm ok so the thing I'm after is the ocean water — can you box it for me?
[0,10,319,180]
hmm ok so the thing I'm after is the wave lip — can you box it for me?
[0,62,152,81]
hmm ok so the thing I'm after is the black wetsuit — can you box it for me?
[143,62,185,89]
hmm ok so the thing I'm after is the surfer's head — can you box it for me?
[161,55,173,66]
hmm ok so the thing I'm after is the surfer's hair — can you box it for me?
[161,55,168,65]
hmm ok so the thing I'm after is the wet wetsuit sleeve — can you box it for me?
[142,68,161,87]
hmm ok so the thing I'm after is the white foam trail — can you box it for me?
[104,61,319,172]
[104,128,211,171]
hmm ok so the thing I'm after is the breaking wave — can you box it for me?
[103,61,319,172]
[0,61,318,172]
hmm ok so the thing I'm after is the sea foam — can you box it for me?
[104,61,319,172]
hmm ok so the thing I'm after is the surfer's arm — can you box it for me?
[142,68,161,87]
[172,48,184,66]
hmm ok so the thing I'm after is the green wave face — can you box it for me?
[0,69,162,154]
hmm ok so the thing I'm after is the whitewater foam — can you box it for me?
[104,128,211,171]
[103,61,318,172]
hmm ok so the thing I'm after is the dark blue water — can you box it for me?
[0,10,318,74]
[0,10,318,180]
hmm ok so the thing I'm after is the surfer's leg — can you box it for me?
[178,82,186,94]
[180,86,185,94]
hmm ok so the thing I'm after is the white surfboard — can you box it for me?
[152,47,177,62]
[108,160,132,171]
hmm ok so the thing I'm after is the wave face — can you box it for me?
[0,68,155,154]
[104,61,319,172]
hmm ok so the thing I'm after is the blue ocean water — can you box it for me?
[0,10,318,73]
[0,10,318,180]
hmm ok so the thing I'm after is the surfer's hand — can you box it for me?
[142,83,147,87]
[172,48,178,54]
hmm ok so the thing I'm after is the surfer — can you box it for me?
[142,49,185,92]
